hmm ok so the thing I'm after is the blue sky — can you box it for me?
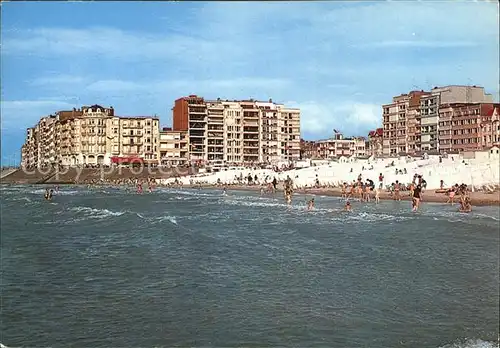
[1,1,499,165]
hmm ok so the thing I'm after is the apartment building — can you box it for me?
[382,85,494,155]
[206,101,225,163]
[300,139,319,159]
[367,128,383,157]
[172,96,301,164]
[317,132,366,158]
[159,128,189,166]
[278,106,301,162]
[382,90,430,156]
[438,103,500,153]
[222,101,243,164]
[420,85,493,152]
[485,105,500,147]
[21,105,161,167]
[172,95,207,162]
[56,108,84,166]
[21,127,39,168]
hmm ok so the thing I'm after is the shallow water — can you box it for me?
[1,184,499,348]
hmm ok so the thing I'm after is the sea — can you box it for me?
[1,184,499,348]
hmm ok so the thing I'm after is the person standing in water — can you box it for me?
[44,189,53,201]
[306,197,315,211]
[394,180,401,201]
[459,196,472,212]
[344,201,352,211]
[374,186,380,204]
[412,184,422,212]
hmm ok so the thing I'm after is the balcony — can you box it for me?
[189,122,206,130]
[207,125,224,131]
[122,132,143,137]
[243,127,259,133]
[122,124,142,129]
[207,148,224,154]
[189,115,206,122]
[189,130,205,138]
[243,111,259,119]
[207,131,224,138]
[208,117,224,124]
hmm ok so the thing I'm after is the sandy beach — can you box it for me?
[195,184,500,207]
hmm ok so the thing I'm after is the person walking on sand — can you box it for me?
[378,173,384,189]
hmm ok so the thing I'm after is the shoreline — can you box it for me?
[3,181,499,207]
[203,184,500,207]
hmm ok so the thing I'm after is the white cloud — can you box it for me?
[2,1,498,139]
[27,76,292,103]
[353,40,479,49]
[5,2,496,63]
[286,101,381,137]
[30,75,87,86]
[1,100,75,130]
[86,80,145,93]
[2,27,217,62]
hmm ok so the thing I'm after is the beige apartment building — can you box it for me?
[438,103,500,153]
[419,85,493,152]
[21,104,160,167]
[159,128,189,166]
[221,101,243,164]
[382,90,429,156]
[21,127,40,168]
[382,85,494,156]
[172,96,301,165]
[317,132,367,158]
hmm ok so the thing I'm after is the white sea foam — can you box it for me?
[7,196,32,203]
[135,212,178,225]
[439,338,499,348]
[155,215,177,225]
[69,206,125,219]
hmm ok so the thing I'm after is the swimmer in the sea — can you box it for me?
[459,196,472,213]
[307,198,315,211]
[344,201,352,212]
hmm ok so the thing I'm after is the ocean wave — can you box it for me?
[6,196,32,203]
[69,206,125,219]
[161,188,219,197]
[135,212,177,225]
[439,338,499,348]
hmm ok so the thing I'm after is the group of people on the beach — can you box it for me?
[226,170,474,214]
[40,167,474,215]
